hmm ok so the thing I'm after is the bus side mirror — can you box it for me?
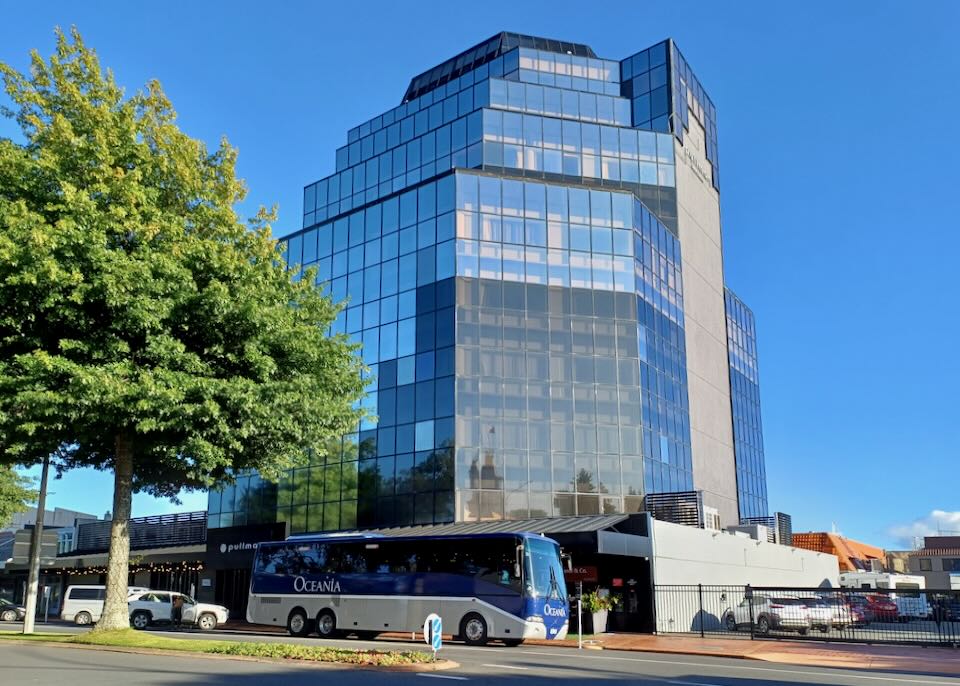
[515,545,523,578]
[561,552,572,571]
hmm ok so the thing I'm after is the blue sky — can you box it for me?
[3,2,958,548]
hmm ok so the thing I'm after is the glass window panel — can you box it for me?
[523,182,546,219]
[479,241,502,279]
[525,246,547,284]
[582,153,598,178]
[502,112,522,145]
[638,131,657,162]
[581,124,599,155]
[478,176,500,214]
[522,114,542,147]
[525,219,546,247]
[590,190,612,227]
[639,161,658,185]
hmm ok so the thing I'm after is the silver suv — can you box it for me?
[724,595,811,635]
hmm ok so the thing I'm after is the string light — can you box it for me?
[53,561,205,576]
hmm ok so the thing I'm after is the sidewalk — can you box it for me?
[526,633,960,676]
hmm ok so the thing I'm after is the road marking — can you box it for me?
[416,675,468,681]
[481,663,529,670]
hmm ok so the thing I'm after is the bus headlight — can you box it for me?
[525,616,544,623]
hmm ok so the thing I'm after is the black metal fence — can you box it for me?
[654,584,960,647]
[73,511,207,555]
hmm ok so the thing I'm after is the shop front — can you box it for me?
[200,522,287,621]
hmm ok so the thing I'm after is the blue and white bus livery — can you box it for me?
[247,531,569,646]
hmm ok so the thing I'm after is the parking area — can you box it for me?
[655,585,960,646]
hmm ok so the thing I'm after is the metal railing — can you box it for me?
[654,584,960,646]
[73,511,207,555]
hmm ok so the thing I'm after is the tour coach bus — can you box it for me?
[247,532,569,646]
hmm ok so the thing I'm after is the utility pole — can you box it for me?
[22,454,50,634]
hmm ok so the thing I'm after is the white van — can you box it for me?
[839,572,932,620]
[60,585,150,625]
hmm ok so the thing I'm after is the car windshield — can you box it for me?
[179,595,196,604]
[801,598,826,606]
[0,599,11,607]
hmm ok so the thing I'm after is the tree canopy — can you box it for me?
[0,466,35,528]
[0,27,366,629]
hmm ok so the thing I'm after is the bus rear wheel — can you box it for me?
[460,613,488,646]
[315,609,338,638]
[287,608,310,637]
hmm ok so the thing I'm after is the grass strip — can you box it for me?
[1,629,435,666]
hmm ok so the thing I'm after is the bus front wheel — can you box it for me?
[287,608,310,637]
[460,613,488,646]
[315,609,338,638]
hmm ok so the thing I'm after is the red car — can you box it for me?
[865,595,899,622]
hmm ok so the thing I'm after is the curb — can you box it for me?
[0,638,459,672]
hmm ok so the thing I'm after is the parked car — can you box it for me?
[723,595,810,635]
[865,594,899,622]
[60,585,151,625]
[0,598,26,622]
[929,595,960,621]
[127,590,228,631]
[823,596,867,627]
[800,596,844,632]
[893,593,931,621]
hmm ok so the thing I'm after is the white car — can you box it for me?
[127,591,228,631]
[61,585,151,625]
[724,595,810,635]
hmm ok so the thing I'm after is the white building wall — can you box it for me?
[673,118,739,527]
[651,519,840,633]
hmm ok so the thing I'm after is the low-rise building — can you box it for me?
[791,532,885,572]
[907,536,960,589]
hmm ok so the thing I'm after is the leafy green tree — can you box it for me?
[0,28,366,631]
[0,466,36,528]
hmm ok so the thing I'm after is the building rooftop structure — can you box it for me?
[792,532,885,572]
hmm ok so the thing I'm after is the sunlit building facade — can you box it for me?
[207,32,769,535]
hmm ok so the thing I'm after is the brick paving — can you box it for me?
[526,633,960,675]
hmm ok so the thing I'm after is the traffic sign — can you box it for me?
[423,613,442,654]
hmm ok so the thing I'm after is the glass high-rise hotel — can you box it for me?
[207,33,770,535]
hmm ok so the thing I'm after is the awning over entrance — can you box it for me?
[350,513,642,537]
[340,513,653,558]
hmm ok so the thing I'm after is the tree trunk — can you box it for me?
[22,454,50,634]
[95,432,134,631]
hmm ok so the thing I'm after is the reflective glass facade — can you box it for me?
[724,288,768,520]
[209,32,763,534]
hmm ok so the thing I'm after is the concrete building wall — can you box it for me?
[673,117,739,526]
[651,518,840,633]
[651,519,840,587]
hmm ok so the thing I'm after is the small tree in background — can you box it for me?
[0,28,366,631]
[0,466,36,529]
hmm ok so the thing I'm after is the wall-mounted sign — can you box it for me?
[205,522,287,570]
[563,565,598,583]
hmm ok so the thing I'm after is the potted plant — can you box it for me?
[582,590,619,633]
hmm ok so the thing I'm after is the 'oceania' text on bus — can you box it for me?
[543,604,567,618]
[293,576,342,594]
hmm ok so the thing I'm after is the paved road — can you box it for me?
[2,626,956,685]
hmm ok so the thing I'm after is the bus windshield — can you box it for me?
[524,537,565,600]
